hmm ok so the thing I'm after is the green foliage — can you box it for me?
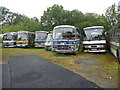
[0,6,23,25]
[40,4,110,31]
[105,4,117,30]
[0,6,10,24]
[40,4,66,31]
[2,15,42,33]
[1,3,117,33]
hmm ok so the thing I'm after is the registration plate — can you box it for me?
[91,49,97,51]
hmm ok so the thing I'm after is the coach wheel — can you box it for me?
[72,52,77,55]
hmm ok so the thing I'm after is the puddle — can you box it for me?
[98,71,108,76]
[90,55,99,58]
[56,57,72,58]
[74,59,100,73]
[73,54,119,88]
[75,59,100,66]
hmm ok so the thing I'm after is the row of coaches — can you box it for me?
[2,25,107,54]
[2,25,120,63]
[49,25,107,54]
[41,25,119,63]
[2,31,48,48]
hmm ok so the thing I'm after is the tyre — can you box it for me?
[72,51,77,55]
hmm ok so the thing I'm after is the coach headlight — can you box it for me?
[84,45,89,48]
[70,45,75,49]
[10,42,14,44]
[99,45,104,48]
[35,43,38,45]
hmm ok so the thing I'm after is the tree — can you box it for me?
[0,6,24,28]
[3,16,42,33]
[32,17,39,22]
[40,4,66,31]
[97,14,110,31]
[2,4,116,33]
[67,9,84,27]
[105,4,117,29]
[1,7,42,33]
[0,6,16,25]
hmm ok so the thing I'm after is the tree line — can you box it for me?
[0,4,118,33]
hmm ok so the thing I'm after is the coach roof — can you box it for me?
[83,26,104,30]
[54,25,76,29]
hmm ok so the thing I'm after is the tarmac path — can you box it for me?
[2,55,102,88]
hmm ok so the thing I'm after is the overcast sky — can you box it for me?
[0,0,120,19]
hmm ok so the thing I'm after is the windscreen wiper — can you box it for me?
[88,35,92,41]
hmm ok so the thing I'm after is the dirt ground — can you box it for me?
[0,48,119,88]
